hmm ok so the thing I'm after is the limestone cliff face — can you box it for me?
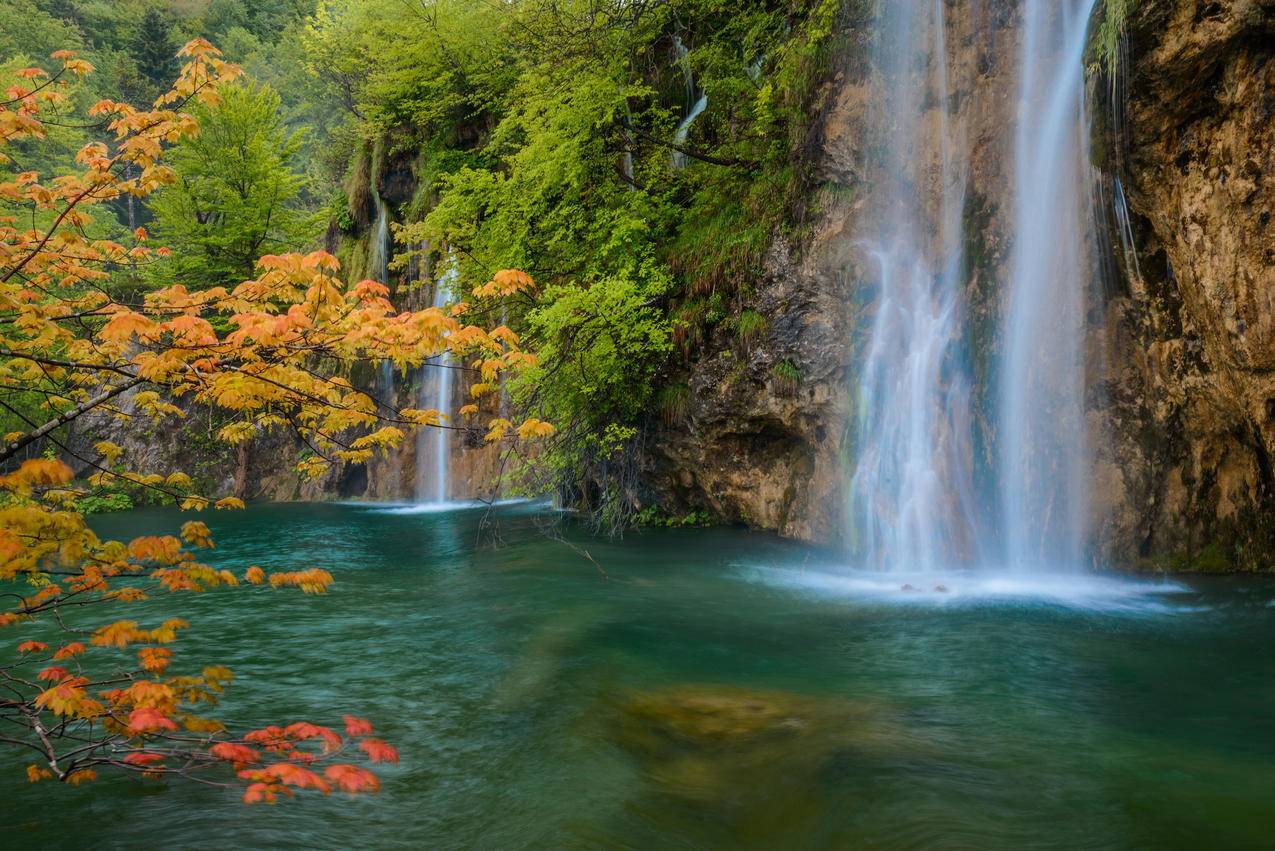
[640,0,1026,548]
[1094,0,1275,567]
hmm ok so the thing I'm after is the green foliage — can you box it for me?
[658,383,691,426]
[1092,0,1135,80]
[772,359,802,395]
[635,506,713,528]
[77,491,133,514]
[734,310,768,349]
[132,6,176,90]
[148,82,320,289]
[294,0,845,518]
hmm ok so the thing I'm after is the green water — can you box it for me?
[5,502,1275,849]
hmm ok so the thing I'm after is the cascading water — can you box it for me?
[998,0,1097,570]
[849,0,1098,574]
[369,190,395,407]
[671,34,707,169]
[849,0,979,572]
[413,258,456,505]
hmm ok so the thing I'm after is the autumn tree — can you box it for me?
[0,41,544,797]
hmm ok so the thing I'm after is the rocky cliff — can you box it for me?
[1094,0,1274,568]
[641,0,1274,569]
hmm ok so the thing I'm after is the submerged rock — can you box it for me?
[613,685,918,807]
[619,686,815,748]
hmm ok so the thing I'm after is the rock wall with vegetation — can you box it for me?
[1093,0,1275,568]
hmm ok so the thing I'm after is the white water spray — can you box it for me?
[999,0,1097,570]
[671,34,707,169]
[370,190,396,407]
[849,0,1099,574]
[849,0,979,572]
[413,258,457,505]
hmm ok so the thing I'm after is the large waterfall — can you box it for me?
[999,0,1097,570]
[849,0,979,572]
[849,0,1097,572]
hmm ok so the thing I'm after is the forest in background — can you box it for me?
[0,0,844,517]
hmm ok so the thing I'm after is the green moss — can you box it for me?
[343,142,373,227]
[1091,0,1134,80]
[636,506,713,528]
[735,310,767,349]
[658,383,691,426]
[772,359,801,395]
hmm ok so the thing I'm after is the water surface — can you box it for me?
[5,503,1274,849]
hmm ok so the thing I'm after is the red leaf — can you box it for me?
[128,707,177,734]
[283,721,342,753]
[343,715,373,737]
[358,738,399,764]
[122,752,165,766]
[324,764,380,794]
[209,742,260,766]
[53,642,85,659]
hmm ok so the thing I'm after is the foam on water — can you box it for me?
[741,563,1193,613]
[359,498,535,516]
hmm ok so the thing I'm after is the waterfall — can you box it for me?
[367,185,400,495]
[998,0,1097,570]
[848,0,1098,573]
[849,0,979,572]
[370,190,396,408]
[413,258,457,505]
[671,34,707,169]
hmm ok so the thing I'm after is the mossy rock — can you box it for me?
[620,686,815,749]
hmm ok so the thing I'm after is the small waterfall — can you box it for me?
[367,186,408,497]
[370,190,396,408]
[671,34,707,169]
[849,0,978,572]
[998,0,1097,570]
[413,258,457,505]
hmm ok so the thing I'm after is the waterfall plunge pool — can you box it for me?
[9,502,1275,848]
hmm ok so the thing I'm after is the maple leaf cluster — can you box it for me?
[0,42,546,800]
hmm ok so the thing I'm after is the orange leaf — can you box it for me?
[209,742,260,767]
[17,640,47,654]
[137,647,172,674]
[358,738,399,764]
[53,642,85,659]
[324,764,380,794]
[128,707,177,734]
[343,715,373,737]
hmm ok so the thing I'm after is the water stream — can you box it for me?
[370,188,397,409]
[671,34,707,169]
[412,260,456,505]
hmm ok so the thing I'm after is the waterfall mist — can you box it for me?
[849,0,1098,573]
[998,0,1097,570]
[849,0,979,572]
[413,259,457,505]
